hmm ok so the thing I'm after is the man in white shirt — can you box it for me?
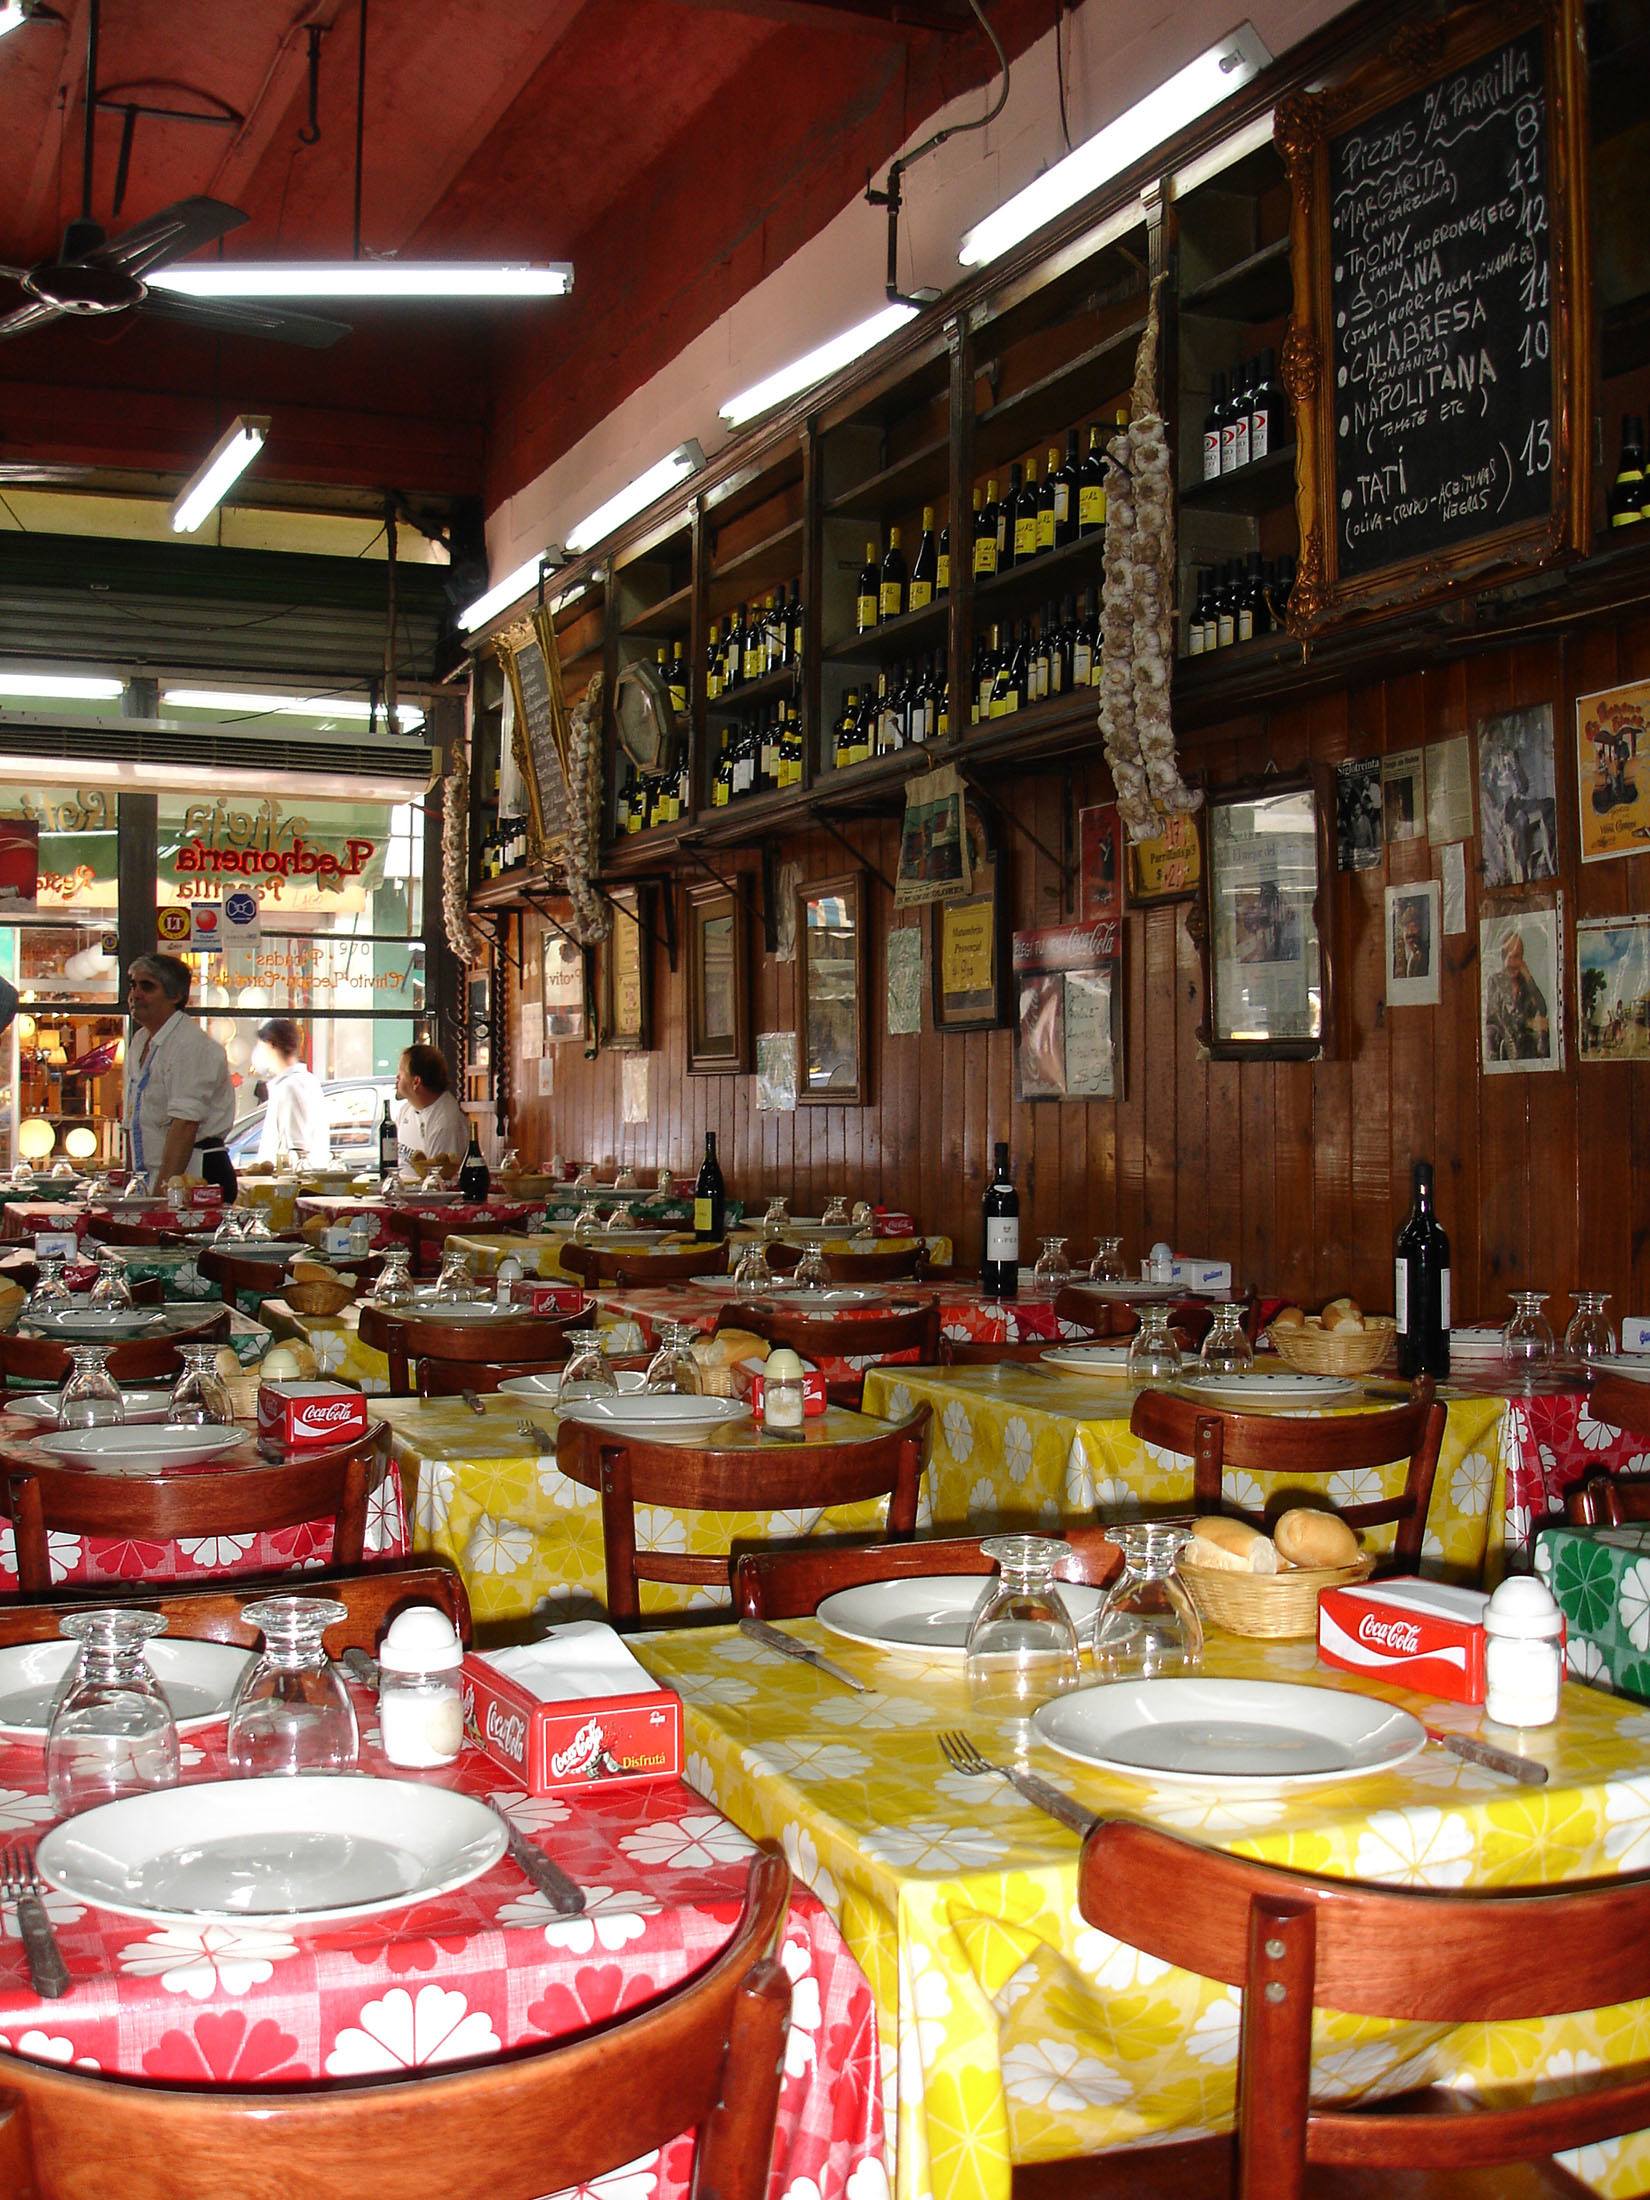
[394,1043,468,1178]
[122,954,238,1196]
[252,1018,332,1166]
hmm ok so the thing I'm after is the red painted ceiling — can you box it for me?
[0,0,1068,520]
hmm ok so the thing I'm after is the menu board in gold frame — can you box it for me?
[495,604,572,869]
[603,885,650,1052]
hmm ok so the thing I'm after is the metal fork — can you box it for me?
[936,1730,1098,1838]
[0,1842,70,1999]
[516,1417,556,1451]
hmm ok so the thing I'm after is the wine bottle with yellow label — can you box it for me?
[879,527,906,620]
[856,543,879,633]
[908,508,937,611]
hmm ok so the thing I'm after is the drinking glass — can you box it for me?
[226,1597,358,1776]
[433,1249,477,1304]
[1088,1236,1126,1283]
[239,1205,273,1244]
[88,1251,135,1312]
[614,1166,638,1192]
[168,1343,235,1427]
[1504,1291,1555,1373]
[9,1162,33,1188]
[1091,1521,1204,1681]
[1200,1302,1254,1375]
[1032,1237,1072,1290]
[644,1320,702,1396]
[965,1535,1081,1723]
[1565,1291,1617,1367]
[573,1165,597,1189]
[573,1205,603,1245]
[761,1196,790,1242]
[25,1257,72,1318]
[46,1609,179,1814]
[851,1201,876,1238]
[821,1194,851,1229]
[605,1201,636,1234]
[211,1206,247,1246]
[58,1345,125,1429]
[656,1167,675,1195]
[1127,1306,1184,1384]
[734,1244,774,1300]
[559,1329,618,1402]
[498,1148,521,1175]
[793,1244,827,1292]
[373,1245,416,1308]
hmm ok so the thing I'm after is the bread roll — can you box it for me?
[1320,1297,1365,1332]
[1274,1507,1360,1569]
[1183,1516,1279,1574]
[287,1341,319,1379]
[692,1328,770,1374]
[1268,1305,1306,1334]
[210,1345,245,1384]
[290,1258,342,1287]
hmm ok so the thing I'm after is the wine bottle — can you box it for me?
[997,464,1018,568]
[1216,562,1238,649]
[1186,567,1208,657]
[1238,552,1267,643]
[787,578,804,664]
[458,1128,491,1202]
[974,625,1000,724]
[972,484,998,578]
[1231,358,1252,470]
[1203,373,1226,483]
[834,689,859,771]
[880,527,907,621]
[1250,346,1286,462]
[981,1140,1020,1300]
[991,623,1024,718]
[909,507,937,611]
[694,1131,726,1241]
[936,518,951,596]
[1220,370,1241,475]
[1053,431,1079,547]
[705,621,723,702]
[1609,416,1646,530]
[874,670,899,756]
[1037,448,1059,553]
[856,543,880,634]
[1078,425,1106,534]
[1394,1158,1450,1379]
[1072,589,1095,687]
[724,607,745,692]
[377,1100,399,1176]
[933,651,951,738]
[1012,460,1038,566]
[665,639,688,714]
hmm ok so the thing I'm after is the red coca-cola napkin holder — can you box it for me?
[461,1629,682,1794]
[188,1186,225,1209]
[256,1380,371,1451]
[513,1281,586,1317]
[1318,1578,1496,1705]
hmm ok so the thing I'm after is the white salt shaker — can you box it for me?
[1483,1576,1564,1728]
[495,1250,524,1304]
[763,1348,806,1431]
[377,1606,465,1767]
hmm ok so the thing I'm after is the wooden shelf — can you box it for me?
[822,594,948,668]
[602,822,686,878]
[1180,235,1291,324]
[974,529,1105,620]
[813,742,937,816]
[710,515,803,589]
[961,686,1097,771]
[974,320,1147,476]
[690,784,806,847]
[1179,444,1297,515]
[826,436,949,521]
[468,866,540,912]
[620,581,693,638]
[707,659,801,716]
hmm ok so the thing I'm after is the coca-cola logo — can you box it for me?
[485,1701,527,1763]
[1357,1612,1423,1655]
[550,1717,605,1779]
[294,1400,361,1428]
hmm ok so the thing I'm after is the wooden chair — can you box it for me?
[1066,1816,1650,2200]
[356,1303,581,1393]
[821,1244,932,1283]
[398,1208,530,1273]
[0,1424,390,1593]
[1565,1386,1650,1524]
[717,1299,943,1406]
[417,1353,570,1398]
[0,1849,792,2200]
[1582,1374,1650,1442]
[942,1332,1097,1365]
[560,1241,729,1288]
[556,1404,931,1624]
[82,1214,194,1248]
[0,1557,471,1648]
[0,1309,232,1390]
[733,1523,1121,1619]
[197,1244,329,1306]
[1128,1384,1446,1572]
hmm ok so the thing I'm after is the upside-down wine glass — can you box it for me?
[965,1535,1081,1726]
[226,1597,358,1776]
[1088,1237,1126,1284]
[558,1330,618,1403]
[1504,1292,1555,1375]
[88,1250,135,1311]
[734,1244,774,1301]
[46,1609,179,1814]
[1199,1301,1254,1375]
[25,1257,72,1318]
[643,1320,702,1396]
[1565,1291,1616,1369]
[1032,1237,1072,1291]
[167,1344,235,1428]
[1091,1522,1204,1681]
[1126,1305,1184,1385]
[58,1345,125,1429]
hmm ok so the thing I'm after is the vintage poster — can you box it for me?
[1077,803,1122,922]
[542,932,585,1043]
[1012,920,1120,1101]
[1481,900,1564,1075]
[1577,918,1650,1062]
[1336,756,1383,871]
[1124,812,1201,904]
[755,1031,798,1112]
[1576,679,1650,865]
[621,1052,650,1124]
[1386,880,1442,1007]
[1424,735,1474,846]
[894,764,970,908]
[886,927,923,1035]
[1478,703,1558,885]
[1382,748,1426,844]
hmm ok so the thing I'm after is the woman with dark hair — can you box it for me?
[394,1043,467,1177]
[252,1018,331,1166]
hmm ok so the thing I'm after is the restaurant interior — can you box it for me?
[0,0,1649,2193]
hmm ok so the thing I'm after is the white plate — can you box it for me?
[1060,1279,1179,1302]
[38,1775,506,1925]
[30,1308,168,1336]
[37,1425,243,1466]
[0,1637,253,1739]
[211,1239,307,1261]
[817,1574,1104,1659]
[757,1286,887,1310]
[1449,1326,1508,1356]
[1587,1354,1650,1383]
[496,1369,648,1402]
[7,1388,174,1428]
[1033,1677,1427,1787]
[686,1276,739,1294]
[391,1300,520,1325]
[1178,1369,1355,1404]
[557,1394,752,1439]
[1039,1343,1134,1376]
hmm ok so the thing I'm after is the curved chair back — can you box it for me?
[0,1558,471,1651]
[716,1299,941,1405]
[733,1523,1120,1620]
[357,1303,580,1393]
[0,1309,232,1390]
[561,1242,730,1288]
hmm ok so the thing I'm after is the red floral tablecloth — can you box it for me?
[0,1706,884,2200]
[296,1197,539,1269]
[0,1418,410,1592]
[1502,1386,1650,1546]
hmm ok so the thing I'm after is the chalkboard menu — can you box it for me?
[1278,0,1588,630]
[497,611,571,863]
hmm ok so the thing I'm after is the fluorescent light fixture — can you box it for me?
[162,688,425,731]
[958,22,1272,267]
[457,550,558,635]
[170,415,269,535]
[0,750,433,803]
[719,302,920,427]
[151,262,572,300]
[552,582,588,614]
[0,673,123,701]
[564,441,704,556]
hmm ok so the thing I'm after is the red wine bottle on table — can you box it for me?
[694,1132,726,1241]
[1395,1158,1450,1379]
[458,1129,490,1202]
[377,1100,399,1176]
[981,1141,1020,1300]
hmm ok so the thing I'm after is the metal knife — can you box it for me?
[738,1616,870,1693]
[339,1646,380,1690]
[1425,1726,1549,1785]
[488,1802,586,1915]
[461,1389,488,1416]
[15,1893,69,2000]
[996,1765,1100,1838]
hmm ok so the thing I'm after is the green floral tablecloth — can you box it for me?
[1537,1522,1650,1701]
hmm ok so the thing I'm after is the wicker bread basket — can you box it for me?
[1179,1553,1375,1639]
[284,1275,357,1317]
[1269,1313,1396,1377]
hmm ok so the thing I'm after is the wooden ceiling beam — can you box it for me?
[662,0,973,35]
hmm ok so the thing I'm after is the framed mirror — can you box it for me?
[686,880,749,1074]
[798,870,868,1105]
[1200,769,1336,1060]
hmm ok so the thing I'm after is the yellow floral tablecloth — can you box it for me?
[861,1365,1510,1578]
[382,1393,894,1626]
[446,1229,954,1280]
[262,1301,391,1392]
[637,1621,1650,2200]
[234,1178,298,1232]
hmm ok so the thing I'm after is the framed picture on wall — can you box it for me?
[798,870,868,1105]
[1200,770,1334,1059]
[686,880,750,1074]
[542,930,586,1045]
[603,884,651,1052]
[933,799,1009,1033]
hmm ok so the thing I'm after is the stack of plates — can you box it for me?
[1584,1353,1650,1384]
[1448,1326,1509,1370]
[1178,1368,1355,1405]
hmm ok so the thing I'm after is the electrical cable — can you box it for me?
[867,0,1009,308]
[897,0,1009,176]
[1054,0,1073,153]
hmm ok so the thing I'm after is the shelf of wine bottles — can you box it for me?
[618,758,692,837]
[970,593,1100,725]
[708,701,805,806]
[707,584,803,712]
[1183,555,1296,660]
[830,655,951,769]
